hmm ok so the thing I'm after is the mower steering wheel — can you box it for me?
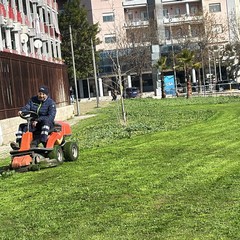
[20,111,39,121]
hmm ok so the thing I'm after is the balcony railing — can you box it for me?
[124,19,149,27]
[122,0,147,7]
[163,14,203,24]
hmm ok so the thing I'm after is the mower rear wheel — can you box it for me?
[48,145,64,164]
[63,142,79,161]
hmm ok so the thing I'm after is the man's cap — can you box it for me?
[39,86,49,95]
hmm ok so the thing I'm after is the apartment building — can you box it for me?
[58,0,239,98]
[77,0,154,97]
[0,0,62,62]
[82,0,237,49]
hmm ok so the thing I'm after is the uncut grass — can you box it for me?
[1,97,240,239]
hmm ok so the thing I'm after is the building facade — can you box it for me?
[82,0,237,49]
[59,0,240,98]
[0,0,62,62]
[0,0,70,120]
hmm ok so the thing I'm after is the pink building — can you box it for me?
[81,0,150,51]
[81,0,237,50]
[58,0,240,97]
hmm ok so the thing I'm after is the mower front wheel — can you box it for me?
[48,145,64,164]
[63,142,79,161]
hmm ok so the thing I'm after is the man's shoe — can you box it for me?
[10,142,20,150]
[40,141,47,148]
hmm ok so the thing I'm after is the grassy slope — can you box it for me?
[1,97,240,239]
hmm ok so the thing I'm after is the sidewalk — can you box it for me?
[0,99,111,160]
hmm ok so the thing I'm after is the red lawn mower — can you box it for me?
[10,111,79,171]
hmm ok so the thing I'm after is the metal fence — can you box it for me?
[163,83,240,98]
[0,52,70,120]
[177,83,240,96]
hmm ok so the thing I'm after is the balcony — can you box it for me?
[12,22,21,31]
[122,0,147,7]
[162,0,200,3]
[0,15,5,25]
[124,19,149,27]
[163,14,203,24]
[165,36,199,45]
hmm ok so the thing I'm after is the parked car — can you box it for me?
[124,87,139,98]
[177,83,185,93]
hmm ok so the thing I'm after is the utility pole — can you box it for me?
[91,38,99,108]
[168,14,177,94]
[69,25,80,116]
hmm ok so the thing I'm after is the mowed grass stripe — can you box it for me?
[1,97,240,239]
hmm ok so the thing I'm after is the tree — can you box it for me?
[101,19,157,95]
[221,43,240,81]
[223,12,240,81]
[176,49,199,98]
[121,20,158,94]
[58,0,99,85]
[168,10,229,89]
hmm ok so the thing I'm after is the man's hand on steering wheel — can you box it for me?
[19,111,39,121]
[32,121,38,127]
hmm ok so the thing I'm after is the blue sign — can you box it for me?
[164,75,176,96]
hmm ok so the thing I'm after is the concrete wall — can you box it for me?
[0,105,75,146]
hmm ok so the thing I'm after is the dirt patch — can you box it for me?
[75,100,111,115]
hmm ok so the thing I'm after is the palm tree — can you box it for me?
[155,56,167,98]
[176,49,197,98]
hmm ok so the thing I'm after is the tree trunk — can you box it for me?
[187,79,192,98]
[198,69,202,94]
[161,78,166,98]
[139,74,143,94]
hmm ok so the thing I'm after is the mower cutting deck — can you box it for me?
[10,111,79,171]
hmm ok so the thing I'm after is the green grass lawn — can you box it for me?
[1,96,240,239]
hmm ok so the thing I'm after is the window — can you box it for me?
[213,24,223,33]
[103,12,114,22]
[1,28,6,48]
[22,0,27,15]
[209,3,221,12]
[175,8,180,16]
[15,0,19,11]
[165,29,170,40]
[105,34,116,43]
[190,6,198,14]
[140,11,148,20]
[191,28,198,37]
[11,31,16,50]
[176,28,183,38]
[163,9,168,17]
[128,11,133,21]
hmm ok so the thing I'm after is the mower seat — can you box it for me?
[48,122,62,134]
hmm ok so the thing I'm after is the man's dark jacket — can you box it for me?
[21,96,56,123]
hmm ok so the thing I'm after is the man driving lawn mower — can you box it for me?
[11,86,56,150]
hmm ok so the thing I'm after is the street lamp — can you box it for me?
[69,25,80,116]
[198,42,206,95]
[217,48,223,81]
[91,38,99,108]
[168,14,177,94]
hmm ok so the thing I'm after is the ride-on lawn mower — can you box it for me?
[10,111,79,171]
